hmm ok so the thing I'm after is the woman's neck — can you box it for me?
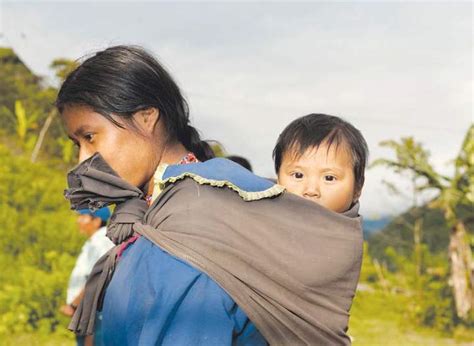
[144,142,189,197]
[160,142,189,166]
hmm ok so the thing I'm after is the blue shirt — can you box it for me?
[102,237,266,346]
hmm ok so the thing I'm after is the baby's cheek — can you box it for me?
[320,187,345,212]
[284,183,297,195]
[288,182,303,196]
[335,189,355,212]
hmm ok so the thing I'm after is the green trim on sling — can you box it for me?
[160,172,285,202]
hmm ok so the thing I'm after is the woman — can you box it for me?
[57,45,266,345]
[58,45,363,345]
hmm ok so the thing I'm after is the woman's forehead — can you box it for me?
[62,105,101,123]
[62,105,125,134]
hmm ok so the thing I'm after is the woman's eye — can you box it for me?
[292,172,304,179]
[324,175,336,182]
[84,133,94,142]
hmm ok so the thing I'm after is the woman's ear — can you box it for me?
[134,108,160,134]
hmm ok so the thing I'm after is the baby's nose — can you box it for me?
[303,184,320,198]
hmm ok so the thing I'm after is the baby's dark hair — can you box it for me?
[273,113,369,192]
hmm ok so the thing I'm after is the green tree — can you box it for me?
[372,125,474,321]
[0,144,83,336]
[50,58,78,82]
[0,47,78,163]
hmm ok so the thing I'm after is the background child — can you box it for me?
[273,113,368,213]
[60,207,114,346]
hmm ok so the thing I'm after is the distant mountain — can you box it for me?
[0,47,41,114]
[367,204,473,265]
[362,217,392,239]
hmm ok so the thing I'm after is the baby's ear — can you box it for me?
[353,176,365,202]
[353,186,362,202]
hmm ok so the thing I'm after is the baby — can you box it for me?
[273,113,368,213]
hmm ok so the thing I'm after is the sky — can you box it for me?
[1,1,472,218]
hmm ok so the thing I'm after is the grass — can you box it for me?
[1,332,74,346]
[2,289,473,345]
[349,289,474,345]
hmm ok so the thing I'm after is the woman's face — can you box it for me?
[62,105,163,189]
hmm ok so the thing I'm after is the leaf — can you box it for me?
[25,135,38,153]
[57,137,75,163]
[14,100,27,141]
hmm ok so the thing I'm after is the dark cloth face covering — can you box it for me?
[65,153,363,345]
[65,153,148,244]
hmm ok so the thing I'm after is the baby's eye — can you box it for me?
[292,172,304,179]
[324,175,336,182]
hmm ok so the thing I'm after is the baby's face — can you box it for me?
[277,143,358,213]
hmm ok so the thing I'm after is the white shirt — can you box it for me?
[66,226,115,304]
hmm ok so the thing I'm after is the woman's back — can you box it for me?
[103,236,266,345]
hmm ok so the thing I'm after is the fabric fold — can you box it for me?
[68,245,119,335]
[65,152,144,211]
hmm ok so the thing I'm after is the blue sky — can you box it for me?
[1,1,472,217]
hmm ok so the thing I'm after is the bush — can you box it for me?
[0,144,83,336]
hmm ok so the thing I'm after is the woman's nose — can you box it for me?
[78,147,94,163]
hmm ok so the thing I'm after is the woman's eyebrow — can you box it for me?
[73,125,93,137]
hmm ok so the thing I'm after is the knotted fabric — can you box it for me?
[65,153,147,245]
[106,198,148,245]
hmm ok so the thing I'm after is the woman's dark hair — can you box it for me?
[56,45,214,161]
[273,113,369,193]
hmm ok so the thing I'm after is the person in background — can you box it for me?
[60,207,114,346]
[227,155,253,172]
